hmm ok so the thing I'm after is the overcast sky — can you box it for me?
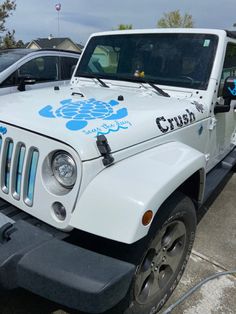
[5,0,236,45]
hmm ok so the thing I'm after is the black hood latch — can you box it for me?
[96,135,114,166]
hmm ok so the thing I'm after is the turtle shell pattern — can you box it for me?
[39,98,128,131]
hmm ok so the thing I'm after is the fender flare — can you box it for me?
[70,141,206,244]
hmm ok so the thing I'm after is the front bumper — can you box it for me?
[0,199,135,313]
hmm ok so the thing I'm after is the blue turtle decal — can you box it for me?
[39,98,128,131]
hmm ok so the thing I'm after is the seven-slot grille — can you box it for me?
[0,135,39,207]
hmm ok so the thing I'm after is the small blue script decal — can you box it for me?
[39,98,129,132]
[228,79,236,96]
[0,126,7,135]
[83,120,132,137]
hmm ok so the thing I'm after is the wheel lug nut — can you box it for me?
[163,247,166,252]
[154,267,158,271]
[162,257,166,262]
[151,262,154,267]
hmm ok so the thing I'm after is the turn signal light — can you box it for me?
[142,210,153,226]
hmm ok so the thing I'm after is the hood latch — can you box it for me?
[96,135,114,166]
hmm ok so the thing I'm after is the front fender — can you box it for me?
[70,142,206,244]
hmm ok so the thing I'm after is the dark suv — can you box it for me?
[0,48,80,95]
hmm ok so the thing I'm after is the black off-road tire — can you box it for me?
[120,192,197,314]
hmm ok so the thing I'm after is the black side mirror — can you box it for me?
[18,75,36,92]
[215,76,236,114]
[214,104,231,114]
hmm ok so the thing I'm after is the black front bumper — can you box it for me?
[0,200,135,313]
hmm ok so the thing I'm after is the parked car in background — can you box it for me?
[0,49,80,95]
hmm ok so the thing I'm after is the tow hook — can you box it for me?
[0,222,17,244]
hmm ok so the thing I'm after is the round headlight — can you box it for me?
[51,151,77,188]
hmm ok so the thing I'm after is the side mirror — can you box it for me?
[214,104,231,114]
[18,75,36,92]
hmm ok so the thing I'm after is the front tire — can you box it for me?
[124,192,196,314]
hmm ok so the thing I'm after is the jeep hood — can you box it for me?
[0,84,207,160]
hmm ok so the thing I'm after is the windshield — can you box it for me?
[0,50,28,72]
[76,33,218,90]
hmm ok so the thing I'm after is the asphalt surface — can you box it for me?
[160,174,236,314]
[0,175,235,314]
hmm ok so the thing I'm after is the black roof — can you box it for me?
[35,48,81,55]
[226,30,236,39]
[0,48,32,56]
[33,37,69,48]
[0,48,80,55]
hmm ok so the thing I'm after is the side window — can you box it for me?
[0,71,18,88]
[60,57,79,80]
[219,43,236,96]
[18,56,59,82]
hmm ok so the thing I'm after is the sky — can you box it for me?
[4,0,236,45]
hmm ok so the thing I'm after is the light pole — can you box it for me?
[55,3,61,37]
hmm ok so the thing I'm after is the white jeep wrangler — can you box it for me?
[0,28,235,314]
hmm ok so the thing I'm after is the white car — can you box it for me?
[0,29,235,314]
[0,48,80,95]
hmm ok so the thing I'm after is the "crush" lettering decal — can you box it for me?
[156,109,195,133]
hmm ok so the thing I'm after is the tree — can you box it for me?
[1,29,15,47]
[2,29,24,48]
[157,10,194,28]
[0,0,16,32]
[0,1,24,49]
[117,24,133,30]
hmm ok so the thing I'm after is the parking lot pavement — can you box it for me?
[160,173,236,314]
[0,175,235,314]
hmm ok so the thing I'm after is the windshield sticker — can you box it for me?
[156,109,196,133]
[39,98,130,132]
[191,101,204,113]
[0,126,7,135]
[203,39,210,47]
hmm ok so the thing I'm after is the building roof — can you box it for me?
[76,43,84,50]
[32,37,69,48]
[27,37,83,51]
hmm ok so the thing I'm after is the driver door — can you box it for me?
[207,42,236,171]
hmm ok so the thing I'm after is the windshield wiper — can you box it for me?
[90,76,110,88]
[144,81,170,97]
[76,74,110,88]
[99,74,169,97]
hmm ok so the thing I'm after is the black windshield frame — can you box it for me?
[76,33,219,90]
